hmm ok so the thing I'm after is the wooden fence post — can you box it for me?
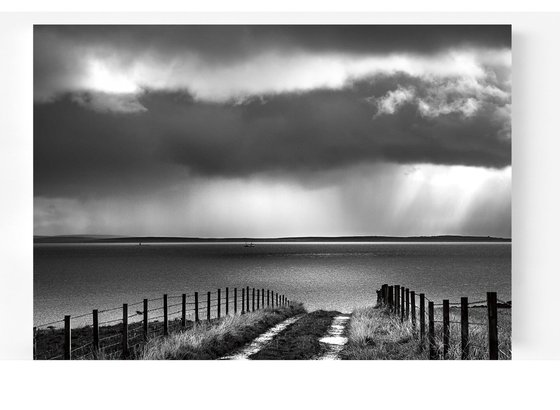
[64,315,71,360]
[143,299,148,341]
[207,291,211,321]
[163,294,168,336]
[194,292,199,323]
[443,299,450,360]
[406,288,410,319]
[246,286,250,312]
[262,288,265,307]
[461,297,469,360]
[226,287,229,316]
[234,288,237,314]
[257,289,260,310]
[276,293,278,307]
[267,289,270,307]
[401,286,405,322]
[217,289,221,319]
[93,309,99,354]
[388,286,394,311]
[420,293,425,343]
[182,294,187,327]
[395,285,399,314]
[242,288,245,314]
[428,301,436,360]
[487,292,498,360]
[33,327,37,359]
[271,291,274,308]
[122,304,129,358]
[411,292,416,330]
[252,288,255,312]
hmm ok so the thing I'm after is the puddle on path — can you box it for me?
[317,315,351,360]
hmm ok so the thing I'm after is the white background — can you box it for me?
[1,3,559,409]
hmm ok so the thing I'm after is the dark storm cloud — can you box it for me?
[35,25,510,59]
[34,75,510,197]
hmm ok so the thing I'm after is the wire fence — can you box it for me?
[34,286,292,360]
[377,284,510,360]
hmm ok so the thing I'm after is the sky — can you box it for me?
[33,25,511,238]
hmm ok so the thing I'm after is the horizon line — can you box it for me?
[34,234,512,241]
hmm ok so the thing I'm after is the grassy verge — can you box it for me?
[34,319,186,360]
[137,304,306,360]
[340,305,511,360]
[250,310,340,360]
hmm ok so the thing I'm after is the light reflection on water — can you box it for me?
[34,242,511,327]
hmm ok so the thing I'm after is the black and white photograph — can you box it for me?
[32,24,512,361]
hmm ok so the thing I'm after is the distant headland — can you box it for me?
[34,235,511,244]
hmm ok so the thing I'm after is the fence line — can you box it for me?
[377,283,510,360]
[34,286,293,360]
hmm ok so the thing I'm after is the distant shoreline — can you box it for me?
[34,235,511,244]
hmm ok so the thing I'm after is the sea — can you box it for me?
[33,242,511,328]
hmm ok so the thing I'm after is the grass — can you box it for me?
[250,310,340,360]
[340,305,511,360]
[34,318,194,360]
[137,304,306,360]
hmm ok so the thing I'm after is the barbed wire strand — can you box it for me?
[98,334,121,343]
[71,342,93,354]
[98,306,123,314]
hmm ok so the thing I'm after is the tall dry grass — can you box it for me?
[341,305,511,360]
[138,304,305,360]
[341,306,422,360]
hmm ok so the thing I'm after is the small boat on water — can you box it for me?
[243,242,255,248]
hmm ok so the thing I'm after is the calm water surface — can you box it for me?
[34,242,511,327]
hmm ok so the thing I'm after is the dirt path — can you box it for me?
[221,310,352,360]
[249,310,346,360]
[220,314,305,360]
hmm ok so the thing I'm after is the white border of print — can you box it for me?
[1,7,559,410]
